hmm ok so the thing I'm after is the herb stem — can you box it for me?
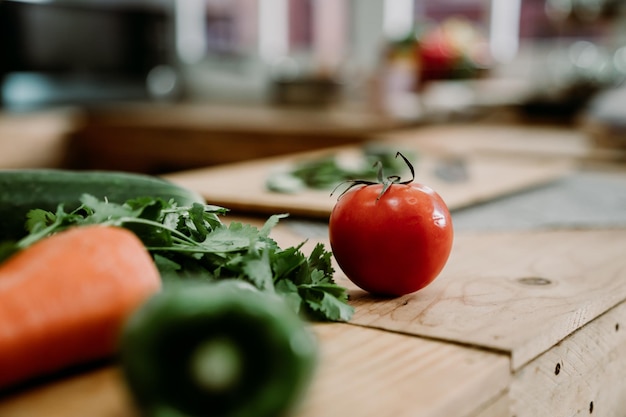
[17,220,63,249]
[116,217,204,247]
[12,195,354,322]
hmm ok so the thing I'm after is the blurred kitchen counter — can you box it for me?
[1,97,624,174]
[1,222,626,417]
[2,99,626,417]
[62,102,405,174]
[0,101,400,172]
[0,107,83,170]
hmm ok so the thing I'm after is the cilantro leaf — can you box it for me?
[302,287,355,322]
[266,145,417,193]
[12,194,354,322]
[242,250,274,292]
[199,224,258,253]
[25,209,57,233]
[260,213,289,238]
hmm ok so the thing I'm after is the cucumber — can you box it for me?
[0,169,206,241]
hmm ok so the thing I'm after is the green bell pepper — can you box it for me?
[119,280,318,417]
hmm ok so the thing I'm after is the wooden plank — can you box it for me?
[297,324,510,417]
[68,126,372,174]
[209,219,626,375]
[67,103,400,173]
[8,295,623,417]
[384,123,626,166]
[509,300,626,417]
[469,392,511,417]
[0,367,137,417]
[164,144,573,219]
[0,324,510,417]
[0,225,624,415]
[246,221,626,375]
[77,102,399,134]
[343,229,626,370]
[378,124,594,161]
[20,305,625,417]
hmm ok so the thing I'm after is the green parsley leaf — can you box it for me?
[299,284,354,322]
[242,250,274,292]
[266,144,416,193]
[12,194,353,322]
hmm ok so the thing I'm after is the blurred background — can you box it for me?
[1,0,625,172]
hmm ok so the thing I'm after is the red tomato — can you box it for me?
[329,175,453,297]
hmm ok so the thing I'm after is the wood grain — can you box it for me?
[66,103,399,173]
[202,219,626,375]
[343,229,626,370]
[510,300,626,417]
[0,367,137,417]
[0,325,510,417]
[0,222,624,416]
[469,392,511,417]
[164,144,573,219]
[378,124,594,161]
[297,324,510,417]
[231,221,626,413]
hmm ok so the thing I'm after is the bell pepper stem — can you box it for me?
[190,337,243,392]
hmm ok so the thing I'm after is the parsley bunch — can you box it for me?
[266,145,416,193]
[10,195,354,322]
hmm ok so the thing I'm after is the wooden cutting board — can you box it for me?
[163,136,574,219]
[376,124,595,160]
[0,227,624,417]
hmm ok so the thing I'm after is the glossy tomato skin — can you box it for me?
[329,182,453,296]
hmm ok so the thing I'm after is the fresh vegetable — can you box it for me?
[266,144,416,193]
[120,280,317,417]
[0,225,161,391]
[4,194,353,322]
[0,169,205,241]
[328,152,453,296]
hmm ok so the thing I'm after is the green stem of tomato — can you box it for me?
[331,151,416,200]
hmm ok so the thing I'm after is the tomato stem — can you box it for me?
[331,152,416,200]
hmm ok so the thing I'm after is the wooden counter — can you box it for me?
[1,119,624,416]
[0,102,402,173]
[65,102,402,174]
[163,124,582,219]
[0,108,82,169]
[0,225,624,417]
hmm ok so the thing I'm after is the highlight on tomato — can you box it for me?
[328,152,453,297]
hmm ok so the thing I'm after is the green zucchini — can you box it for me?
[0,169,205,241]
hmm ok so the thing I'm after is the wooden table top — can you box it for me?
[1,222,625,417]
[1,119,625,416]
[163,123,582,219]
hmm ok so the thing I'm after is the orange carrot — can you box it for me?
[0,225,161,391]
